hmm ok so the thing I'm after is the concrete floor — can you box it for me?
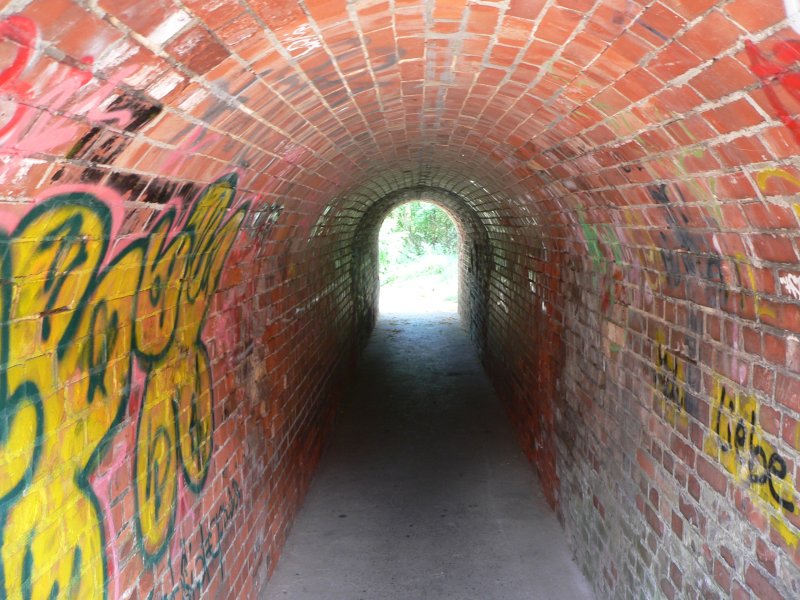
[265,311,594,600]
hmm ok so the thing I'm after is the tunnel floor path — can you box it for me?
[265,311,594,600]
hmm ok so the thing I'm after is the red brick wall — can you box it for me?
[3,0,800,598]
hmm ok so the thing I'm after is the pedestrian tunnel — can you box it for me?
[1,1,800,599]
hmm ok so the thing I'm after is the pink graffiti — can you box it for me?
[90,436,132,600]
[160,125,223,177]
[0,14,138,179]
[0,182,128,255]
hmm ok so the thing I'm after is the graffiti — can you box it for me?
[653,332,687,427]
[161,126,223,179]
[0,15,147,180]
[145,478,243,600]
[0,174,249,599]
[0,15,37,139]
[647,184,727,306]
[576,209,622,313]
[249,202,284,238]
[786,0,800,34]
[756,167,800,194]
[283,23,322,59]
[649,184,701,286]
[54,94,162,180]
[655,344,686,410]
[781,273,800,299]
[745,39,800,144]
[704,380,799,545]
[736,255,777,320]
[178,478,242,598]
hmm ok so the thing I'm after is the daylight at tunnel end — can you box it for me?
[1,0,800,597]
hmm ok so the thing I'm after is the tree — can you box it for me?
[379,201,458,276]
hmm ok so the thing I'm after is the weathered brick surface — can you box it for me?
[2,0,800,598]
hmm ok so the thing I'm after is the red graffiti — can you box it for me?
[0,15,36,139]
[0,14,137,178]
[745,39,800,143]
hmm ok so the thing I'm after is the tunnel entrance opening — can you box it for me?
[378,201,459,314]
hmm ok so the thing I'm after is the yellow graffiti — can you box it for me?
[756,167,800,193]
[732,253,776,320]
[704,379,800,547]
[0,174,249,598]
[135,179,245,560]
[653,331,687,429]
[675,148,717,203]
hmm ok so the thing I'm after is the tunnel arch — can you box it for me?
[0,1,799,598]
[346,186,495,351]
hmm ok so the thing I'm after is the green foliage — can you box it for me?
[379,202,458,271]
[378,202,459,302]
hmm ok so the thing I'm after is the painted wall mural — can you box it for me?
[0,174,249,599]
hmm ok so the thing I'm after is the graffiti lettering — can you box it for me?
[649,184,701,287]
[179,478,242,598]
[283,24,322,59]
[647,184,728,311]
[249,202,284,237]
[756,167,800,194]
[655,346,686,411]
[653,331,687,428]
[0,174,249,598]
[145,479,243,600]
[704,381,798,527]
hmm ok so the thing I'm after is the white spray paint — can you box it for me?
[780,273,800,300]
[785,0,800,34]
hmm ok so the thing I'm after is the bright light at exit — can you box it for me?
[379,201,458,314]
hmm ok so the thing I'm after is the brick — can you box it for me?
[714,561,732,594]
[689,56,759,101]
[756,538,778,576]
[2,2,800,600]
[745,565,783,600]
[680,10,742,60]
[703,99,765,135]
[670,434,696,467]
[731,580,750,600]
[507,0,547,20]
[776,373,800,412]
[749,233,798,263]
[696,455,727,495]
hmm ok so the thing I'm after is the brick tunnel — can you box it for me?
[2,0,800,597]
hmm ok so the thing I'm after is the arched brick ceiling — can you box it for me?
[4,3,800,598]
[47,0,795,244]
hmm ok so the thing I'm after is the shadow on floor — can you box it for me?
[265,312,594,600]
